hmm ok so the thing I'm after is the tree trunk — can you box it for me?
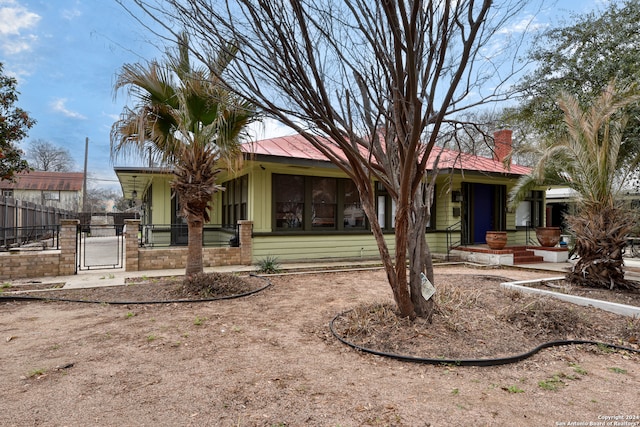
[358,185,414,317]
[185,217,204,277]
[407,184,435,320]
[358,178,434,319]
[566,205,638,291]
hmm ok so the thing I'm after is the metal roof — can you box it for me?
[0,171,84,191]
[243,134,531,176]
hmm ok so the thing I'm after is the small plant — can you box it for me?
[570,363,587,375]
[256,255,282,274]
[27,368,47,378]
[504,385,524,393]
[147,335,157,342]
[451,388,459,395]
[193,316,206,326]
[538,375,565,391]
[608,367,627,374]
[125,312,135,319]
[596,343,615,354]
[1,282,11,289]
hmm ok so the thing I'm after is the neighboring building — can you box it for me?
[0,171,84,212]
[115,130,546,263]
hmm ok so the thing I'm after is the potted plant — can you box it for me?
[485,231,507,250]
[535,227,562,247]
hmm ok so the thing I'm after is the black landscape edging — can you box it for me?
[329,310,640,367]
[0,273,272,305]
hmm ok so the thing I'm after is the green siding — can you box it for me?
[252,233,392,262]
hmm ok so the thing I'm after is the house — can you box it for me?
[0,171,84,212]
[114,130,554,265]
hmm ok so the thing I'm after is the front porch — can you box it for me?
[450,245,569,266]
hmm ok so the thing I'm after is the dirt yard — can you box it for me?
[1,265,639,427]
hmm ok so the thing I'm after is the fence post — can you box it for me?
[238,220,253,265]
[124,219,141,272]
[59,219,79,276]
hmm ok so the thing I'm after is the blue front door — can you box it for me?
[473,183,493,244]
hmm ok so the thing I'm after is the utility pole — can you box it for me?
[82,137,88,212]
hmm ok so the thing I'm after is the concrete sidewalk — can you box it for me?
[7,257,640,290]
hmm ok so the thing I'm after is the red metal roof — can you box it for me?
[429,146,531,175]
[0,171,84,191]
[246,134,333,161]
[244,134,531,176]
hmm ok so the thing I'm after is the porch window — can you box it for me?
[222,175,248,227]
[272,174,366,232]
[312,177,337,228]
[343,180,366,229]
[274,174,304,229]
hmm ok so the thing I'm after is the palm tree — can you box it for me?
[111,35,255,276]
[509,82,640,291]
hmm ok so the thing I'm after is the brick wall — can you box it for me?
[125,220,253,272]
[0,251,62,280]
[0,219,254,279]
[0,219,78,280]
[137,246,245,271]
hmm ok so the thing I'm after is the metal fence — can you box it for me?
[0,196,76,250]
[140,223,239,248]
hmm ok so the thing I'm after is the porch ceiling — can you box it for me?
[114,167,166,200]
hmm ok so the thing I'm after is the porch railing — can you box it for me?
[446,221,462,261]
[525,221,539,246]
[0,225,61,251]
[139,223,239,248]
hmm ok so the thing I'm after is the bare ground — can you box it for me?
[1,265,639,427]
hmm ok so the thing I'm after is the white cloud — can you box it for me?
[498,15,547,36]
[247,117,296,141]
[61,8,81,21]
[0,1,40,54]
[51,98,87,120]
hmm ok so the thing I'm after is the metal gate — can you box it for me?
[76,224,125,271]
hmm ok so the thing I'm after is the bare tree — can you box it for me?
[124,0,533,319]
[26,139,76,172]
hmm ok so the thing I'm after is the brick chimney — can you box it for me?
[493,129,512,163]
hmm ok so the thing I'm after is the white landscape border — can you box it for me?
[500,277,640,318]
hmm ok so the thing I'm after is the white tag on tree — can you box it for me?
[420,272,436,301]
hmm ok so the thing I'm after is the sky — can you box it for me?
[0,0,608,194]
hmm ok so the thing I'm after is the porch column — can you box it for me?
[124,219,141,272]
[238,220,253,265]
[59,219,79,276]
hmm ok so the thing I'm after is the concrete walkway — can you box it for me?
[7,257,640,290]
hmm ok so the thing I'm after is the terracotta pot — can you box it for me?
[485,231,507,250]
[535,227,561,247]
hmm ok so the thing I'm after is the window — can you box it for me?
[222,175,248,226]
[43,191,60,201]
[376,182,436,230]
[273,174,367,231]
[274,174,304,229]
[2,190,13,198]
[343,180,366,229]
[312,177,336,228]
[516,190,544,228]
